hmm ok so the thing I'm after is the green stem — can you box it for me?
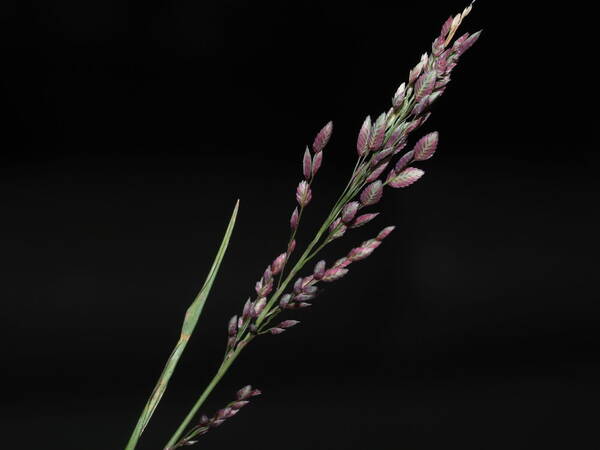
[164,340,248,450]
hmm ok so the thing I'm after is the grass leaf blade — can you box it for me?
[125,199,240,450]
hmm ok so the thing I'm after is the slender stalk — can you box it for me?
[164,338,249,449]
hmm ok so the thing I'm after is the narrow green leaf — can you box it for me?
[125,199,240,450]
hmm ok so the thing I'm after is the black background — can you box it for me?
[1,1,598,449]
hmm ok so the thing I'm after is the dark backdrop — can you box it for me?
[1,1,597,449]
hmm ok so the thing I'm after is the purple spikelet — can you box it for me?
[356,116,372,156]
[328,218,347,240]
[313,260,326,280]
[313,121,333,153]
[371,147,395,167]
[388,167,425,188]
[369,113,387,151]
[288,239,296,255]
[228,315,238,337]
[242,298,252,321]
[296,181,312,207]
[366,161,390,183]
[341,202,360,224]
[290,207,299,230]
[321,267,349,282]
[349,212,379,229]
[392,82,406,109]
[413,132,439,161]
[457,30,482,55]
[312,151,323,177]
[394,150,415,173]
[236,385,254,400]
[271,253,287,275]
[279,293,292,309]
[303,147,312,179]
[376,226,396,241]
[252,297,267,317]
[414,70,437,102]
[360,180,383,206]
